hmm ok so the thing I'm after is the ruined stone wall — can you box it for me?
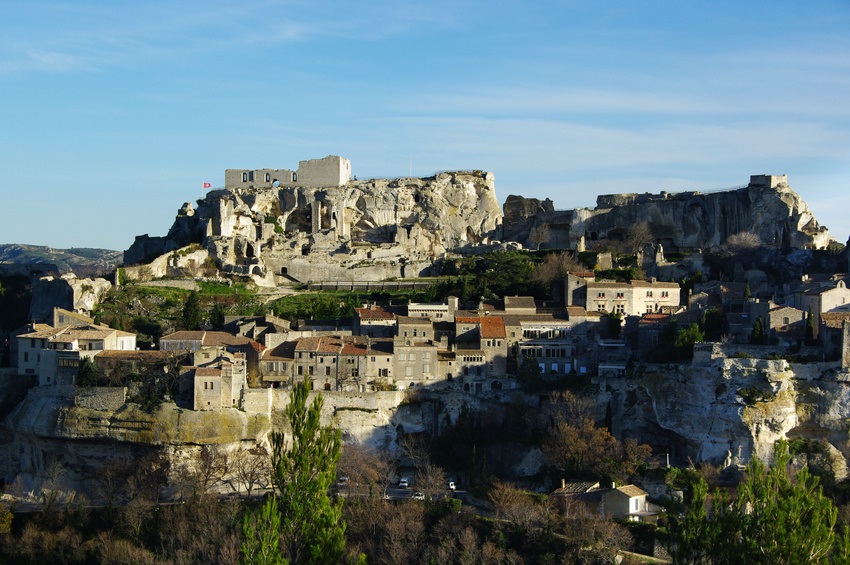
[502,176,829,253]
[75,387,127,411]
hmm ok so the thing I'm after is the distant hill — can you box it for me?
[0,244,122,277]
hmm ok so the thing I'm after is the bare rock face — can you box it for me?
[124,161,502,286]
[502,174,830,252]
[601,355,850,469]
[29,274,113,322]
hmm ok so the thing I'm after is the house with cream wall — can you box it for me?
[17,323,137,385]
[586,280,680,317]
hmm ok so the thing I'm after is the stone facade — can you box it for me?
[585,280,681,316]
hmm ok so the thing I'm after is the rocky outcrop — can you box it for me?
[5,355,850,497]
[125,164,502,286]
[29,274,113,322]
[503,174,831,252]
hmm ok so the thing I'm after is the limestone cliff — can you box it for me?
[4,355,850,496]
[124,167,502,286]
[502,174,830,252]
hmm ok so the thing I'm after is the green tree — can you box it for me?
[240,496,287,565]
[517,354,545,392]
[666,440,842,564]
[181,291,202,331]
[210,302,226,330]
[76,356,99,386]
[607,312,622,339]
[242,379,345,565]
[806,307,817,346]
[699,308,723,342]
[750,318,767,345]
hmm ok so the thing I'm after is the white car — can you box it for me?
[398,477,410,489]
[412,492,425,500]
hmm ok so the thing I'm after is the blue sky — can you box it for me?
[2,1,849,251]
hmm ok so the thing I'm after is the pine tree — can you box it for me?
[242,379,345,565]
[240,496,287,565]
[666,440,840,564]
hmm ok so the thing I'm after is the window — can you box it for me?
[24,352,28,362]
[661,291,669,298]
[616,292,624,299]
[598,292,606,298]
[242,172,248,182]
[405,366,412,377]
[423,364,430,374]
[615,304,625,313]
[783,317,790,325]
[409,353,415,361]
[265,173,270,182]
[399,353,406,361]
[646,291,653,297]
[309,366,314,376]
[325,366,331,376]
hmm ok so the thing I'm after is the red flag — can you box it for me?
[203,182,211,189]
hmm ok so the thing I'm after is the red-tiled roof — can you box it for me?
[355,307,395,320]
[821,312,850,329]
[480,316,506,339]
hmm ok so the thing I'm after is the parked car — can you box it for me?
[337,476,349,487]
[398,477,410,489]
[412,492,425,501]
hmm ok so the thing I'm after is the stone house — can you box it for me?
[17,323,136,385]
[260,340,296,388]
[355,305,396,338]
[820,312,850,363]
[159,330,252,353]
[551,480,602,517]
[565,271,595,307]
[601,485,658,523]
[454,315,508,382]
[405,296,459,321]
[394,317,440,389]
[586,280,681,317]
[182,348,248,410]
[502,313,574,376]
[794,279,850,339]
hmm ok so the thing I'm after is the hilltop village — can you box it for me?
[4,156,850,507]
[3,156,850,462]
[0,156,850,562]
